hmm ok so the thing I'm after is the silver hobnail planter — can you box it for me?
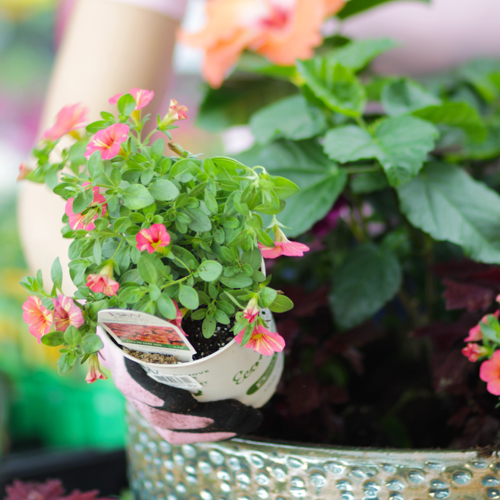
[126,404,500,500]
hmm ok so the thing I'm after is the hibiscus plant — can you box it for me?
[20,89,309,382]
[179,0,500,447]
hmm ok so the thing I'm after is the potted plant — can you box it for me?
[19,89,310,419]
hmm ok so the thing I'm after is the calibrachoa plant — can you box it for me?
[21,90,308,381]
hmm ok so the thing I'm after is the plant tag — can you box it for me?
[141,366,203,390]
[98,309,196,363]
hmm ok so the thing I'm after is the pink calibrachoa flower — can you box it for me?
[243,297,259,323]
[52,295,84,332]
[84,123,129,160]
[109,88,154,110]
[235,323,285,356]
[258,225,310,259]
[462,343,487,362]
[173,300,185,329]
[65,186,107,231]
[465,310,500,342]
[22,296,53,343]
[85,354,108,384]
[42,103,88,142]
[159,99,188,128]
[480,350,500,395]
[17,162,32,181]
[86,263,120,296]
[136,224,171,254]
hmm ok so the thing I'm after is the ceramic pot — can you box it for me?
[126,404,499,500]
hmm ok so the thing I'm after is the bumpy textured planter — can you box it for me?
[127,405,500,500]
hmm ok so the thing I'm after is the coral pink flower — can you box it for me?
[462,343,487,362]
[84,123,129,160]
[159,99,188,129]
[180,0,345,87]
[86,263,120,296]
[136,224,171,254]
[258,226,310,259]
[22,296,53,343]
[235,323,285,356]
[480,350,500,395]
[243,297,259,323]
[17,162,32,181]
[42,103,88,142]
[465,311,500,342]
[109,88,155,110]
[52,295,84,332]
[173,300,184,329]
[65,186,107,231]
[85,354,108,384]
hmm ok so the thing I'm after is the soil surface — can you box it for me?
[123,347,178,364]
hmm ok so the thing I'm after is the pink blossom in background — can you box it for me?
[465,310,500,342]
[52,295,84,332]
[311,198,349,237]
[136,224,171,254]
[85,354,108,384]
[84,123,129,160]
[259,226,310,259]
[22,296,53,343]
[43,103,88,142]
[86,273,120,296]
[65,186,107,231]
[109,88,155,110]
[235,323,285,356]
[243,297,259,323]
[462,343,487,362]
[17,162,32,181]
[480,350,500,395]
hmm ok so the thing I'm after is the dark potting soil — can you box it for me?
[182,316,234,361]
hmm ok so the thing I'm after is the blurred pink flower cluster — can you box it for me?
[5,479,113,500]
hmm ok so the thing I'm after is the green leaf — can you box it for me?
[51,257,63,290]
[64,325,82,346]
[197,260,223,282]
[250,94,326,144]
[122,184,155,210]
[269,175,300,200]
[329,243,402,329]
[381,79,441,116]
[150,179,180,201]
[238,140,346,236]
[338,0,429,19]
[157,293,177,320]
[185,207,212,232]
[197,77,296,132]
[297,59,366,117]
[220,273,254,289]
[81,333,104,353]
[151,138,165,160]
[138,253,159,284]
[327,38,398,71]
[323,116,438,186]
[58,352,77,375]
[41,331,64,347]
[269,295,294,313]
[202,316,217,338]
[93,239,102,266]
[351,171,388,194]
[117,93,136,116]
[413,102,487,143]
[260,287,278,308]
[397,162,500,264]
[87,151,103,177]
[179,285,199,310]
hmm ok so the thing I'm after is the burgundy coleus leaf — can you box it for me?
[5,480,64,500]
[432,348,474,394]
[286,374,322,417]
[411,317,478,351]
[442,278,494,312]
[450,414,500,449]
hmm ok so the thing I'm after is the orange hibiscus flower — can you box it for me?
[179,0,345,88]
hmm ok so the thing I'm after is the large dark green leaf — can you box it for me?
[329,243,402,329]
[397,163,500,264]
[250,94,326,144]
[297,59,366,117]
[122,184,155,210]
[238,140,346,237]
[196,77,296,132]
[323,116,438,186]
[337,0,429,19]
[327,39,398,71]
[381,79,440,116]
